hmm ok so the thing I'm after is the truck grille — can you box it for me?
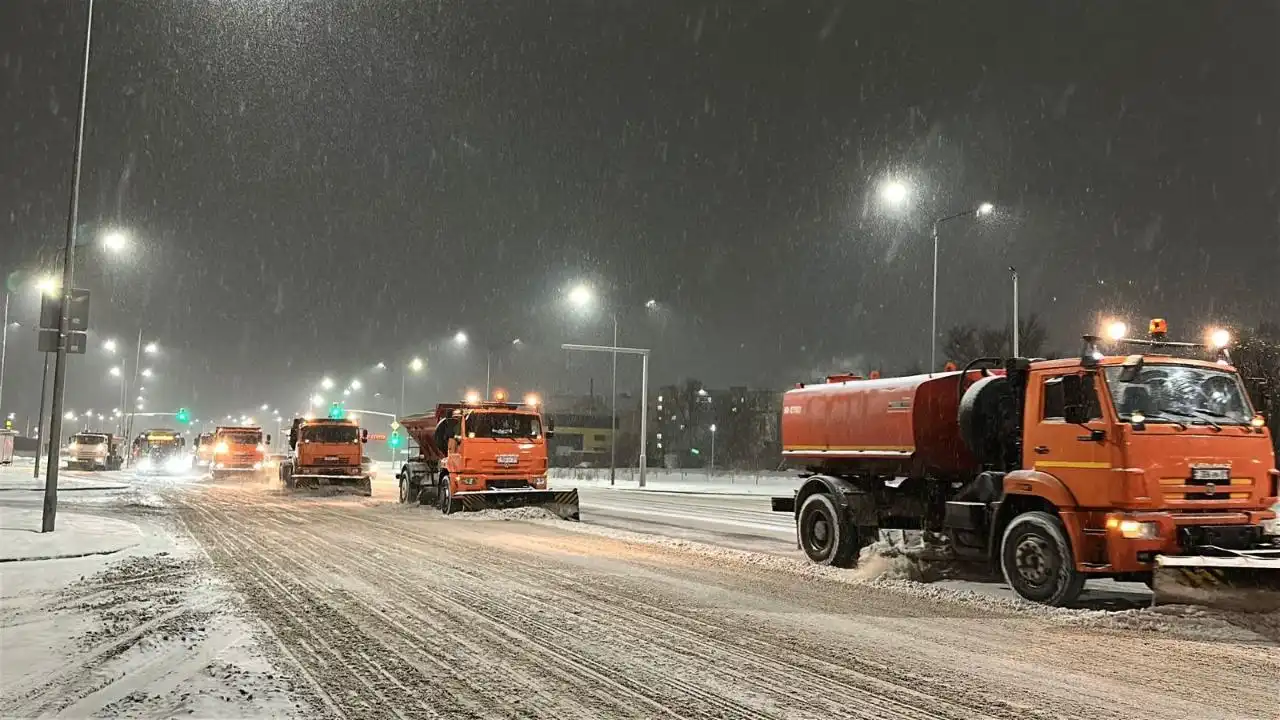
[487,479,532,490]
[1159,476,1254,503]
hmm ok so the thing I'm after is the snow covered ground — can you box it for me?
[0,465,301,718]
[551,467,802,496]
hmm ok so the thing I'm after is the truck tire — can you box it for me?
[438,473,456,515]
[399,476,414,504]
[797,493,857,567]
[360,477,372,497]
[1000,511,1085,606]
[281,464,295,490]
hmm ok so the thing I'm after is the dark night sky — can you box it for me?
[2,0,1278,426]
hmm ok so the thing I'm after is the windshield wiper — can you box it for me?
[1160,407,1221,431]
[1140,412,1187,430]
[1184,407,1226,430]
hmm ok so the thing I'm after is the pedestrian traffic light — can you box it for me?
[388,430,403,449]
[327,402,345,420]
[176,407,190,424]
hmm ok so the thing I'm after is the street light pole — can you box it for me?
[610,312,618,486]
[123,328,143,457]
[1009,266,1020,356]
[43,0,95,533]
[0,291,9,414]
[929,203,994,371]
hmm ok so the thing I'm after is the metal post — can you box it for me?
[610,312,618,485]
[123,327,141,457]
[930,220,940,372]
[43,0,95,532]
[638,351,648,488]
[33,354,50,478]
[1010,266,1020,357]
[399,371,406,416]
[710,428,715,477]
[0,291,9,413]
[485,350,491,398]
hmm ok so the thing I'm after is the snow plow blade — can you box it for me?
[1152,551,1280,613]
[454,490,580,521]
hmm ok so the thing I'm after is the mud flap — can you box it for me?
[453,490,580,521]
[1152,552,1280,613]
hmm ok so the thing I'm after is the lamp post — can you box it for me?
[929,203,993,371]
[709,423,717,478]
[1009,265,1020,356]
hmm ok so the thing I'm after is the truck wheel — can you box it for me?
[797,493,856,568]
[399,477,413,503]
[282,465,295,490]
[438,474,456,515]
[1000,511,1085,606]
[360,477,372,497]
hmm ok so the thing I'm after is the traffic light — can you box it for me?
[176,407,190,424]
[387,430,403,449]
[327,402,345,420]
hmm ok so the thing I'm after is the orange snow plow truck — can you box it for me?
[279,416,371,496]
[395,395,579,520]
[774,320,1279,611]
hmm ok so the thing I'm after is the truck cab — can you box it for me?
[280,417,371,495]
[210,425,269,478]
[68,432,123,471]
[440,404,550,494]
[1011,353,1275,589]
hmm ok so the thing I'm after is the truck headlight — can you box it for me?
[1117,519,1159,540]
[462,477,476,486]
[533,477,547,489]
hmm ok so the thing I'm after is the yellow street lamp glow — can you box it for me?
[1208,328,1231,349]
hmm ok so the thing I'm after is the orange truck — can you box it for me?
[773,320,1279,610]
[279,416,371,495]
[396,394,579,520]
[210,425,270,478]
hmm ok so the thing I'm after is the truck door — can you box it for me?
[1024,371,1114,508]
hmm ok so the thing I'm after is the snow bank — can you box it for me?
[550,468,802,496]
[0,507,143,562]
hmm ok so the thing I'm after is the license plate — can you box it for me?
[324,456,338,462]
[496,454,519,465]
[1191,466,1230,481]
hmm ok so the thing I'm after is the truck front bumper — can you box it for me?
[1100,510,1276,573]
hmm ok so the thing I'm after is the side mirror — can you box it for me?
[265,434,272,445]
[361,429,369,443]
[1062,374,1093,425]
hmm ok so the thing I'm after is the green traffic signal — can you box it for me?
[327,402,345,420]
[176,407,190,424]
[388,430,403,448]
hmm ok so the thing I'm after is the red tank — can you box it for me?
[781,372,981,476]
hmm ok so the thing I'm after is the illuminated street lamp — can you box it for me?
[320,377,335,390]
[453,330,469,346]
[144,341,158,354]
[400,357,425,415]
[102,231,129,253]
[102,338,118,353]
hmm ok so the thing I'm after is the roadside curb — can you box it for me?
[0,486,132,493]
[0,544,137,563]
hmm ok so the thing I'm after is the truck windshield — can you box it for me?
[465,412,542,439]
[222,431,262,445]
[1104,364,1255,426]
[73,434,107,445]
[301,425,359,444]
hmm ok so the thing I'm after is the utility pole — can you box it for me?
[43,0,95,533]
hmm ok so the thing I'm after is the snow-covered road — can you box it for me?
[2,466,1278,718]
